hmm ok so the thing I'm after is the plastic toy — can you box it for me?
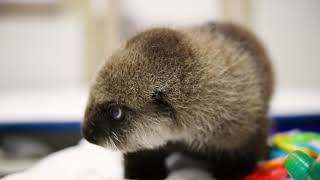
[259,157,285,171]
[244,131,320,180]
[243,166,287,180]
[269,147,288,159]
[273,133,318,158]
[285,151,320,180]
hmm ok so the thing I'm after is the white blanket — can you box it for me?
[3,140,214,180]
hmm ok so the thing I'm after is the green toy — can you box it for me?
[285,151,320,180]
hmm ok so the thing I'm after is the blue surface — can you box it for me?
[0,114,319,134]
[272,114,320,133]
[0,121,81,134]
[273,114,320,126]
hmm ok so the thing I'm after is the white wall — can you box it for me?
[0,15,85,89]
[119,0,221,33]
[0,0,221,89]
[252,0,320,90]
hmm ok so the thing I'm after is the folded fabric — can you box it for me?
[3,140,215,180]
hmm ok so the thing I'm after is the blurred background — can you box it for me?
[0,0,319,177]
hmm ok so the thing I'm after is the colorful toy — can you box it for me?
[269,147,288,159]
[285,151,320,180]
[243,166,287,180]
[273,132,318,158]
[244,131,320,180]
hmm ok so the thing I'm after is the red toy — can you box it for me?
[243,166,288,180]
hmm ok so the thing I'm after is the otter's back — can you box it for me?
[201,22,274,103]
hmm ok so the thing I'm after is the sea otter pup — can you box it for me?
[82,22,274,180]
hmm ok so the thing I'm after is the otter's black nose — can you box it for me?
[81,124,98,144]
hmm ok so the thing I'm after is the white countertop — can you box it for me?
[0,87,88,123]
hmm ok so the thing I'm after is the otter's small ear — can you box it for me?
[151,90,175,118]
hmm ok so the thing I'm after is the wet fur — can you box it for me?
[82,22,273,180]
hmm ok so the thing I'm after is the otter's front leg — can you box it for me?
[124,149,169,180]
[207,118,270,180]
[207,150,257,180]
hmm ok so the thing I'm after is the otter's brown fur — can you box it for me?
[82,22,273,180]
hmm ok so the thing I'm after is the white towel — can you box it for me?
[3,140,215,180]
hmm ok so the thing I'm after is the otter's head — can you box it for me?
[82,28,202,152]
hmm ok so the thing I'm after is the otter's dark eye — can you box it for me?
[108,105,123,120]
